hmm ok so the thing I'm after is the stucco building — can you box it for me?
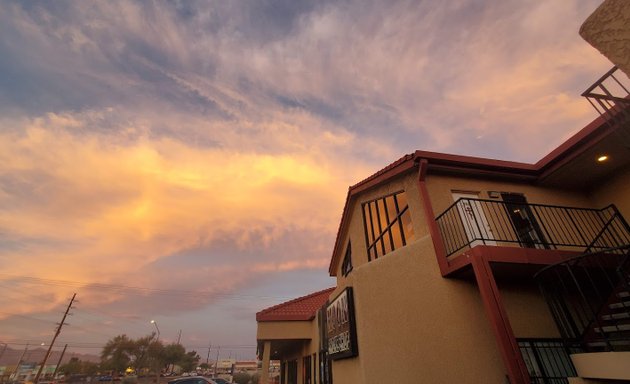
[257,3,630,383]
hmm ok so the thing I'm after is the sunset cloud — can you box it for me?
[0,0,614,356]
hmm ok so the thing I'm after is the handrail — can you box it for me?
[535,244,630,278]
[535,245,630,352]
[435,199,616,221]
[435,198,630,257]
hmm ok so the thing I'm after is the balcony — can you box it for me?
[435,198,630,259]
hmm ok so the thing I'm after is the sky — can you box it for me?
[0,0,615,362]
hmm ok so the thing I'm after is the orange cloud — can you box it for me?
[0,110,363,318]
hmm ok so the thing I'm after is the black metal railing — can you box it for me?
[518,339,581,384]
[535,245,630,352]
[435,198,630,257]
[582,66,630,121]
[582,66,630,149]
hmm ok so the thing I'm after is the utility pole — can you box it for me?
[11,344,29,381]
[176,330,182,345]
[214,347,220,376]
[206,342,211,364]
[51,344,68,380]
[34,293,76,384]
[0,343,7,360]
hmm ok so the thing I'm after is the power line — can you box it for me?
[1,340,257,350]
[0,311,58,325]
[0,273,293,300]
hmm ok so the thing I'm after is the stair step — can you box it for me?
[587,339,630,346]
[594,324,630,333]
[587,339,630,347]
[609,300,630,310]
[601,312,630,321]
[619,291,630,299]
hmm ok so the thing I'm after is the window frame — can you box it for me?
[361,190,413,261]
[341,242,353,276]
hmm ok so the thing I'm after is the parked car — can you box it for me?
[210,379,229,384]
[167,377,216,384]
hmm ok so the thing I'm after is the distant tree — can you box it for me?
[82,361,101,375]
[178,350,200,372]
[59,357,100,376]
[59,357,82,375]
[163,344,186,372]
[131,335,156,371]
[100,335,197,377]
[198,363,209,370]
[147,339,166,375]
[101,335,136,376]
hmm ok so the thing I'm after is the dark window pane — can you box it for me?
[370,202,381,233]
[396,192,408,212]
[400,209,414,243]
[386,195,398,221]
[374,239,382,258]
[342,242,352,276]
[378,199,389,230]
[383,230,393,254]
[363,204,374,243]
[391,219,404,249]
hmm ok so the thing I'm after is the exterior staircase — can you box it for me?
[536,244,630,352]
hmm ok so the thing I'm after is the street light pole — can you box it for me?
[150,320,161,384]
[150,320,161,341]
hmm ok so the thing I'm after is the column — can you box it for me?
[260,341,271,384]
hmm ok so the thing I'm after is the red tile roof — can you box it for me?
[256,287,335,322]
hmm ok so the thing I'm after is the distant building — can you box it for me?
[232,360,257,375]
[256,4,630,382]
[214,359,235,375]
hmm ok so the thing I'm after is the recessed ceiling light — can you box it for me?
[597,155,609,162]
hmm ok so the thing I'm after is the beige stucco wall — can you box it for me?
[320,160,630,383]
[328,169,575,382]
[425,174,593,216]
[257,320,314,340]
[496,279,560,338]
[331,235,506,384]
[588,165,630,221]
[580,0,630,78]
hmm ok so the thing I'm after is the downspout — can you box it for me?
[416,158,449,275]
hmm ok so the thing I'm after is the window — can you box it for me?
[319,351,332,384]
[341,242,353,276]
[362,190,414,260]
[518,339,579,383]
[303,355,312,384]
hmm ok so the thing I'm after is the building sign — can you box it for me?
[326,287,358,360]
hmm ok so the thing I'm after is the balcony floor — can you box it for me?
[445,245,584,278]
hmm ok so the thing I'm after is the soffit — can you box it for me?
[538,122,630,190]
